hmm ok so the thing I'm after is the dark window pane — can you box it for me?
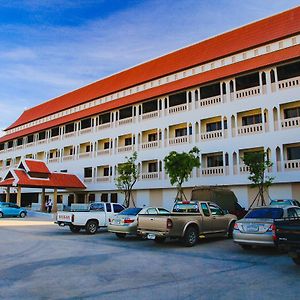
[245,208,283,219]
[287,147,300,160]
[142,99,158,113]
[113,204,124,213]
[169,92,186,107]
[200,83,220,99]
[236,72,259,90]
[119,208,142,215]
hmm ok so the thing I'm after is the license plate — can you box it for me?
[147,233,156,240]
[246,224,259,232]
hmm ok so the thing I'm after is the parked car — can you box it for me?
[137,200,237,247]
[0,202,27,218]
[55,202,125,234]
[270,199,300,207]
[275,214,300,265]
[233,205,300,250]
[108,207,170,238]
[191,186,247,219]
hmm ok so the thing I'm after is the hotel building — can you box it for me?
[0,7,300,210]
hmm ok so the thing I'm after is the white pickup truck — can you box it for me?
[55,202,125,234]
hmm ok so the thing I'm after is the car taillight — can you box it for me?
[167,218,173,229]
[271,224,277,241]
[71,214,74,223]
[234,223,239,230]
[124,218,134,224]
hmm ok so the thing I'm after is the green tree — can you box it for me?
[242,151,274,207]
[164,147,200,201]
[115,151,139,208]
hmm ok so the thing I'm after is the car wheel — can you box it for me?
[182,226,198,247]
[116,233,126,239]
[154,237,166,244]
[19,211,26,218]
[85,220,98,234]
[292,255,300,266]
[69,225,81,233]
[227,222,235,239]
[0,212,3,218]
[240,244,252,250]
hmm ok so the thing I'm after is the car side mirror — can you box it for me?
[223,209,229,215]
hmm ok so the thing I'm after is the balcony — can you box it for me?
[79,152,93,159]
[169,136,188,145]
[201,166,224,176]
[97,123,111,131]
[278,76,300,90]
[62,155,75,162]
[79,127,93,135]
[97,149,110,156]
[118,145,133,153]
[284,159,300,171]
[37,139,47,145]
[83,177,93,183]
[236,86,261,99]
[64,131,76,139]
[201,130,223,141]
[50,135,60,142]
[118,117,133,126]
[237,123,263,135]
[96,176,111,182]
[239,164,250,174]
[281,117,300,129]
[141,141,160,150]
[141,172,160,180]
[168,103,187,114]
[199,95,222,107]
[48,157,60,164]
[141,111,159,120]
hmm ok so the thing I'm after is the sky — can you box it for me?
[0,0,299,135]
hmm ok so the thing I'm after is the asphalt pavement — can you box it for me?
[0,215,299,300]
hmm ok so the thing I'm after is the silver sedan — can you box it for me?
[233,205,300,249]
[108,207,170,238]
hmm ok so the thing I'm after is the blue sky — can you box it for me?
[0,0,299,135]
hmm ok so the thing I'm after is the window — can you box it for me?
[119,107,132,119]
[287,147,300,160]
[206,121,222,132]
[103,167,110,177]
[17,138,23,146]
[38,131,46,140]
[124,137,132,146]
[284,107,300,119]
[245,208,283,219]
[146,208,158,214]
[169,92,186,107]
[242,114,262,126]
[68,148,73,156]
[90,203,104,211]
[0,143,4,151]
[105,203,112,212]
[101,193,108,202]
[175,127,187,137]
[104,141,110,149]
[200,83,220,99]
[236,72,259,90]
[209,204,224,216]
[148,162,157,173]
[142,99,158,113]
[7,141,13,148]
[65,123,75,133]
[27,135,34,143]
[119,208,142,215]
[85,145,91,152]
[81,118,92,129]
[207,155,223,167]
[51,127,60,137]
[99,113,110,124]
[148,133,157,142]
[201,203,210,217]
[287,208,300,218]
[158,208,170,214]
[84,167,92,178]
[111,193,118,203]
[113,204,124,213]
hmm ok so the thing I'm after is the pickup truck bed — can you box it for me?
[275,217,300,265]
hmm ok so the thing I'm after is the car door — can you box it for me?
[9,204,20,217]
[1,203,10,216]
[199,203,212,233]
[90,203,106,226]
[208,203,228,233]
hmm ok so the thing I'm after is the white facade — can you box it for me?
[1,32,300,209]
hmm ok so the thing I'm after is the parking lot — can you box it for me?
[0,215,299,300]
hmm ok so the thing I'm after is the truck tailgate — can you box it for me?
[276,219,300,245]
[138,214,169,232]
[56,212,73,223]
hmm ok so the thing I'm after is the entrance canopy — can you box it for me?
[0,159,85,190]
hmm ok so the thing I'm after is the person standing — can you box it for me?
[47,198,53,213]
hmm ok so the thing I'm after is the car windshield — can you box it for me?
[118,208,142,216]
[270,200,291,206]
[173,202,199,213]
[245,208,283,219]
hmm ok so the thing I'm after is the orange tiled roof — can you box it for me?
[0,43,299,143]
[23,159,50,174]
[5,7,300,131]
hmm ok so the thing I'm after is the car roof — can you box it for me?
[251,205,299,210]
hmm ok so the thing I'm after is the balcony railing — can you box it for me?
[169,136,188,145]
[199,95,222,107]
[96,176,111,182]
[240,164,250,173]
[50,136,60,142]
[201,130,223,140]
[62,155,75,161]
[278,76,300,90]
[281,117,300,129]
[201,166,224,176]
[168,103,187,114]
[48,157,60,164]
[83,177,93,183]
[118,117,133,126]
[79,152,93,159]
[141,141,159,150]
[236,86,261,99]
[26,142,35,148]
[79,127,93,135]
[141,111,159,120]
[118,145,134,153]
[97,149,110,156]
[37,139,47,145]
[97,123,111,131]
[64,131,76,139]
[16,145,24,150]
[141,172,160,180]
[237,123,263,135]
[284,159,300,170]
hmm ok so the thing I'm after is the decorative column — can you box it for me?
[53,188,58,213]
[41,188,46,212]
[16,186,22,207]
[5,187,10,202]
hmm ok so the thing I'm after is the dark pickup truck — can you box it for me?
[275,217,300,266]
